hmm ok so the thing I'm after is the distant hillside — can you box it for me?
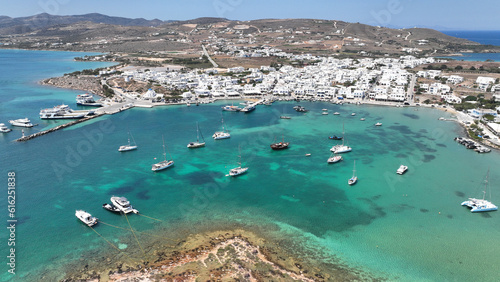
[0,13,169,34]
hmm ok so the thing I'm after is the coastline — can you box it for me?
[57,222,374,281]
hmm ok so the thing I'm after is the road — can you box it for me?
[407,74,417,104]
[202,45,218,68]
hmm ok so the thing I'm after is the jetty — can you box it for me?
[16,113,105,142]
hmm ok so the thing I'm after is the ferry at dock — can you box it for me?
[40,104,94,119]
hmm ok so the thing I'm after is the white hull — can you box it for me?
[348,176,358,185]
[9,119,34,127]
[213,132,230,139]
[187,142,206,148]
[0,124,11,133]
[110,196,139,214]
[229,167,248,176]
[461,199,498,212]
[75,210,98,227]
[397,165,408,175]
[152,160,174,171]
[118,145,138,152]
[327,155,342,163]
[330,145,352,154]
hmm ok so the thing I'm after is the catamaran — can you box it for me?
[228,147,248,176]
[461,170,497,212]
[213,117,231,140]
[348,160,358,185]
[152,135,174,171]
[187,122,206,148]
[118,130,138,152]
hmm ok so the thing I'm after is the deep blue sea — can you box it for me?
[2,50,500,281]
[441,30,500,46]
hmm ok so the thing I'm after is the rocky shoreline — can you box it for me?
[41,75,106,96]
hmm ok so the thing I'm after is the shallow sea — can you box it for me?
[1,50,500,281]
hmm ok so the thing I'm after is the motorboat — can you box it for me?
[76,93,102,106]
[222,105,242,112]
[75,210,98,226]
[102,203,121,213]
[351,113,356,116]
[329,135,343,140]
[293,105,308,112]
[280,116,291,119]
[461,170,497,213]
[327,153,342,163]
[213,117,231,140]
[110,196,139,214]
[240,105,256,113]
[118,131,138,152]
[40,104,94,119]
[333,112,340,115]
[375,122,382,126]
[152,135,174,171]
[9,118,34,128]
[360,118,365,121]
[0,123,11,133]
[322,111,329,115]
[396,165,408,175]
[187,122,206,148]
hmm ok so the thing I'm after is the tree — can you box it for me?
[483,114,495,121]
[423,99,431,104]
[440,64,448,70]
[470,66,476,71]
[454,65,463,70]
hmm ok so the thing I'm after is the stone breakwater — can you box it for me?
[15,114,104,142]
[41,75,105,96]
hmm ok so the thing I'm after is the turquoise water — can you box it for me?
[2,50,500,281]
[438,52,500,62]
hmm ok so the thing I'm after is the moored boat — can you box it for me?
[397,165,408,175]
[40,104,94,119]
[375,122,382,126]
[270,135,290,150]
[461,170,497,213]
[327,153,342,163]
[228,147,248,177]
[75,210,98,226]
[76,93,102,106]
[222,105,242,112]
[152,135,174,171]
[348,160,358,185]
[110,196,139,214]
[102,203,121,213]
[118,131,138,152]
[213,117,231,140]
[187,122,206,148]
[9,118,34,128]
[0,123,11,133]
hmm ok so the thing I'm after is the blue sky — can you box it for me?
[2,0,499,30]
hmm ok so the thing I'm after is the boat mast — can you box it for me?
[196,122,200,142]
[353,160,356,178]
[162,135,167,162]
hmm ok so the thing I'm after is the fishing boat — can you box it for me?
[330,124,352,153]
[0,123,11,133]
[213,117,231,140]
[187,122,206,148]
[75,210,98,226]
[327,153,342,163]
[228,147,248,177]
[461,170,498,213]
[118,131,138,152]
[110,196,139,214]
[348,160,358,185]
[396,165,408,175]
[9,118,34,128]
[270,135,290,150]
[152,136,174,171]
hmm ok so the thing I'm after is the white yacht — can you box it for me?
[360,118,365,121]
[187,122,206,148]
[322,111,329,115]
[118,131,138,152]
[348,160,358,185]
[330,124,352,154]
[76,93,102,106]
[152,136,174,171]
[397,165,408,175]
[351,113,356,116]
[75,210,98,226]
[327,153,343,163]
[0,123,11,133]
[333,112,340,115]
[213,117,231,140]
[228,147,248,177]
[110,196,139,214]
[40,104,94,119]
[375,122,382,126]
[9,118,34,128]
[461,170,497,213]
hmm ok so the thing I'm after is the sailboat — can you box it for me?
[213,117,231,140]
[461,170,498,212]
[270,135,290,150]
[228,146,248,177]
[330,124,352,153]
[152,135,174,171]
[118,130,138,152]
[348,160,358,185]
[327,152,343,163]
[187,122,206,148]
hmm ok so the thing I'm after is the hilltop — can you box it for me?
[1,14,498,65]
